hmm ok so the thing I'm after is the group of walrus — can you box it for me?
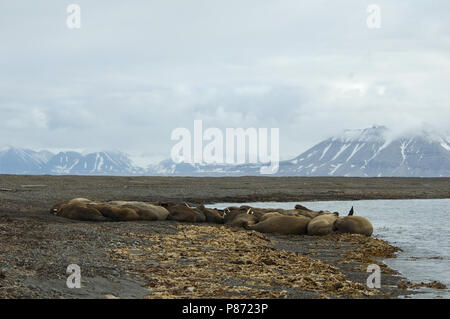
[51,199,373,236]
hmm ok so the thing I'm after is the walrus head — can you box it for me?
[159,202,170,208]
[295,204,311,211]
[223,208,230,217]
[50,202,65,215]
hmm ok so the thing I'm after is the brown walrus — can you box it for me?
[51,199,166,222]
[190,206,207,222]
[294,204,313,211]
[243,207,297,220]
[162,203,204,223]
[50,197,92,212]
[246,206,320,219]
[246,215,311,235]
[292,204,328,218]
[196,205,224,224]
[294,210,321,219]
[333,216,373,236]
[223,208,258,227]
[332,208,373,236]
[51,200,110,222]
[258,212,284,222]
[92,203,140,221]
[239,206,274,214]
[307,213,339,236]
[107,201,169,220]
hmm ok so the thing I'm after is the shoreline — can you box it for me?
[1,175,448,299]
[1,176,449,209]
[0,213,416,299]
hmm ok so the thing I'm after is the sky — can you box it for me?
[1,0,449,166]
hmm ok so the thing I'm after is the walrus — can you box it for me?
[243,208,266,221]
[333,208,373,236]
[91,203,140,221]
[295,209,338,219]
[224,207,241,213]
[107,201,169,220]
[162,203,203,223]
[258,212,284,222]
[239,206,274,214]
[50,198,93,213]
[294,204,313,211]
[68,198,92,204]
[196,205,224,224]
[294,210,321,219]
[333,216,373,236]
[51,202,110,222]
[187,204,207,223]
[241,207,300,219]
[307,213,339,236]
[255,208,320,219]
[224,208,258,227]
[246,215,311,235]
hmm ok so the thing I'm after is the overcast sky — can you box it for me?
[1,0,449,165]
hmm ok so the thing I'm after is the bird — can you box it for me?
[348,206,354,216]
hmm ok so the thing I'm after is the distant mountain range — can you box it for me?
[0,147,144,176]
[2,126,450,177]
[146,126,450,177]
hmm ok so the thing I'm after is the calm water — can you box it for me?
[208,199,450,298]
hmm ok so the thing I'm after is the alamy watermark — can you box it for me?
[66,264,81,288]
[66,4,81,29]
[170,120,279,174]
[65,4,380,30]
[366,264,381,289]
[366,4,381,29]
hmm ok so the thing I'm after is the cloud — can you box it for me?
[0,0,449,164]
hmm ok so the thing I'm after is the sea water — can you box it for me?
[208,199,450,298]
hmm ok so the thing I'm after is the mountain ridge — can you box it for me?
[1,126,449,176]
[147,126,450,177]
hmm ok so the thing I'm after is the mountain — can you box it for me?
[0,146,52,174]
[277,126,450,177]
[43,151,144,175]
[147,126,450,177]
[2,126,450,176]
[0,148,144,175]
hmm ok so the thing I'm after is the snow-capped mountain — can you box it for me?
[147,126,450,177]
[0,146,51,174]
[0,148,144,175]
[43,151,144,175]
[2,126,450,176]
[277,126,450,177]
